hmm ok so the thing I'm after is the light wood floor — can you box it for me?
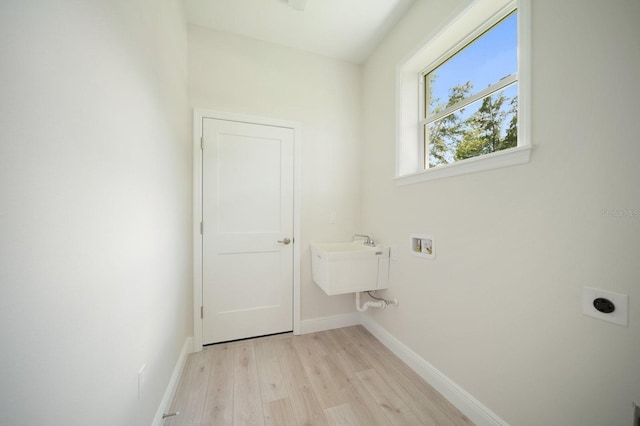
[166,325,473,426]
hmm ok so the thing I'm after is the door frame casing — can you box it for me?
[192,109,301,352]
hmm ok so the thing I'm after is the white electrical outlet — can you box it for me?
[582,287,628,327]
[138,364,146,400]
[390,245,399,261]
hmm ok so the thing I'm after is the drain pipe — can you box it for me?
[356,291,399,312]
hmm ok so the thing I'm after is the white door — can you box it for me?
[201,118,294,345]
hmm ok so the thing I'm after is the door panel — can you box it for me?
[202,118,294,345]
[216,133,282,233]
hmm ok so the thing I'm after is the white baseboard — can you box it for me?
[299,312,361,334]
[360,316,508,426]
[152,336,193,426]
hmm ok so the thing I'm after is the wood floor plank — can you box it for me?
[233,343,264,426]
[324,327,353,350]
[345,326,473,426]
[268,398,298,426]
[339,377,392,426]
[387,354,473,426]
[357,368,425,426]
[340,324,378,346]
[320,350,357,391]
[347,327,455,424]
[311,328,344,354]
[324,403,360,426]
[295,332,331,357]
[168,327,475,426]
[166,350,211,426]
[277,337,328,425]
[254,338,288,403]
[200,345,234,426]
[294,337,344,409]
[339,341,373,373]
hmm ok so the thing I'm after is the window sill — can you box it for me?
[394,145,532,186]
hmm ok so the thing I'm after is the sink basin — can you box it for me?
[310,242,389,296]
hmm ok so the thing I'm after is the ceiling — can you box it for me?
[183,0,417,64]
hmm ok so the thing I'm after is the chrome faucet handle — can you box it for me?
[353,234,373,245]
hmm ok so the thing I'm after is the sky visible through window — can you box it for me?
[429,12,517,112]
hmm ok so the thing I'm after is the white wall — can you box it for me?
[0,1,191,425]
[361,0,640,425]
[188,27,363,320]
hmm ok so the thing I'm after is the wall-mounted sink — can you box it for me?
[310,242,389,296]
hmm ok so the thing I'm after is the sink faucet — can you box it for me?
[353,234,375,246]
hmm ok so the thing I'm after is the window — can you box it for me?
[396,0,530,184]
[424,12,517,168]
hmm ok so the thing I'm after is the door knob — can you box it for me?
[278,237,291,245]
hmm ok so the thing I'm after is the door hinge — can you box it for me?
[200,306,203,319]
[200,136,204,150]
[200,222,203,234]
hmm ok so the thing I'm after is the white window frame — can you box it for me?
[395,0,531,185]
